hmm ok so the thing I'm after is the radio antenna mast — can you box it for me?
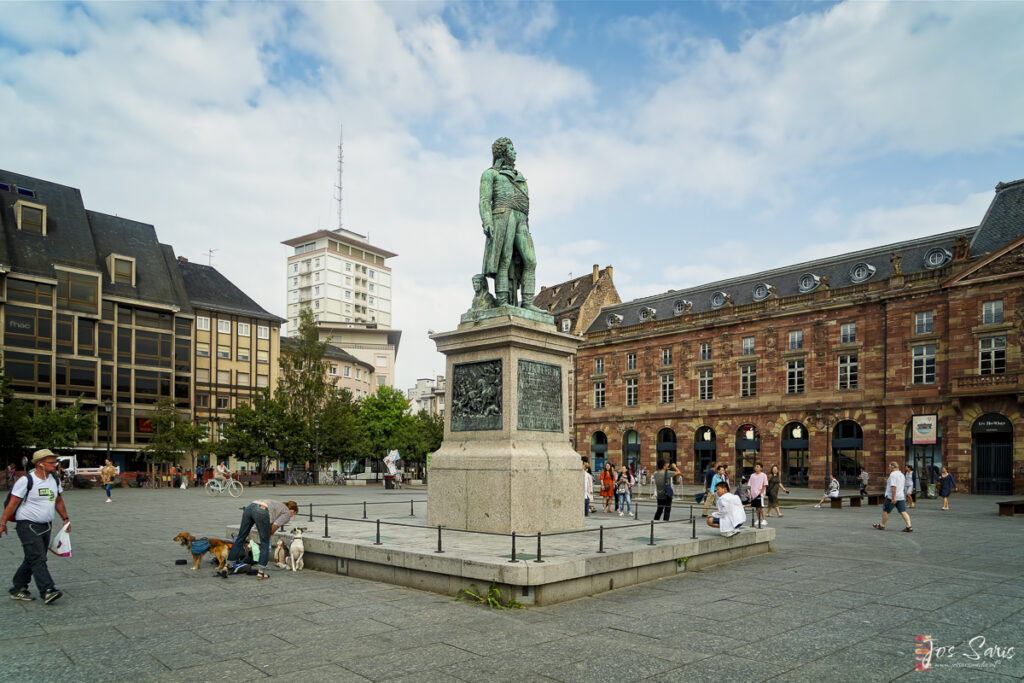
[206,248,218,266]
[335,124,344,229]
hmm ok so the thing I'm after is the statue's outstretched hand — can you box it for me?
[482,223,492,237]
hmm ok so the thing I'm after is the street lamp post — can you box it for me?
[815,407,841,485]
[103,399,113,463]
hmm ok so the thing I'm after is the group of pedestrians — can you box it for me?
[585,461,637,517]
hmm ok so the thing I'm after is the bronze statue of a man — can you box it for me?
[479,137,542,312]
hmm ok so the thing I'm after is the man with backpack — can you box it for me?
[0,449,70,604]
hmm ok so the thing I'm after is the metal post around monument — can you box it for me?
[308,503,313,522]
[435,525,444,554]
[509,531,517,563]
[363,501,367,519]
[692,516,696,539]
[649,520,656,546]
[410,500,415,517]
[374,519,382,545]
[535,532,544,563]
[598,525,605,553]
[324,514,329,538]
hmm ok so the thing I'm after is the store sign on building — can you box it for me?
[973,414,1012,434]
[911,415,938,444]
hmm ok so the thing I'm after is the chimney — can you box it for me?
[592,264,599,284]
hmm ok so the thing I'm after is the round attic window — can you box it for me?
[752,283,771,301]
[798,274,820,293]
[924,248,951,269]
[711,292,727,309]
[850,262,876,283]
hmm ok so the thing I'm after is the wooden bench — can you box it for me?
[996,500,1024,516]
[829,495,862,508]
[866,493,886,506]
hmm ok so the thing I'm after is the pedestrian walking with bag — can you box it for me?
[938,467,957,511]
[766,464,789,518]
[858,468,869,499]
[653,460,681,521]
[904,465,916,508]
[100,460,116,503]
[616,466,634,517]
[1,449,70,604]
[748,462,769,526]
[874,462,913,533]
[599,462,615,514]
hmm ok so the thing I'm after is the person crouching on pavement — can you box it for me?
[1,449,70,604]
[220,500,298,580]
[707,481,746,537]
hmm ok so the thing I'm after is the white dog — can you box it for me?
[286,528,306,572]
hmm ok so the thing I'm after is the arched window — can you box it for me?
[781,422,808,487]
[832,420,863,487]
[590,431,608,473]
[694,426,716,485]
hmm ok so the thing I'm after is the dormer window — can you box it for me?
[561,319,571,333]
[752,283,771,301]
[673,299,691,315]
[924,248,951,269]
[710,292,727,309]
[14,200,46,235]
[798,273,821,292]
[107,254,136,286]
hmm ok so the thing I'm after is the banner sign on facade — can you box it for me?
[911,414,938,445]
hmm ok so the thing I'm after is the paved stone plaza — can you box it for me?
[1,483,1021,681]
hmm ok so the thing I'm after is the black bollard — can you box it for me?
[324,513,329,539]
[598,525,605,553]
[508,531,517,563]
[535,532,544,563]
[363,501,367,520]
[435,525,444,554]
[692,516,696,539]
[374,519,382,545]
[649,519,656,546]
[308,502,313,522]
[410,500,415,517]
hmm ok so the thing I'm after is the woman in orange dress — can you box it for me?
[599,462,615,513]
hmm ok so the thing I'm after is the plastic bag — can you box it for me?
[49,521,72,558]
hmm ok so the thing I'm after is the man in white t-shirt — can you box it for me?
[0,449,70,604]
[873,462,912,532]
[707,482,746,537]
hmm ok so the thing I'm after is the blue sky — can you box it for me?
[2,1,1023,389]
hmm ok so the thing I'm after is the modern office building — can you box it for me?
[406,375,445,418]
[0,169,282,471]
[281,228,401,386]
[574,178,1024,496]
[177,259,284,467]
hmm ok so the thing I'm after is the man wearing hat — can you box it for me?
[0,449,70,604]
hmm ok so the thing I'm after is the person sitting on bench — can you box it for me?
[815,475,840,508]
[707,481,745,537]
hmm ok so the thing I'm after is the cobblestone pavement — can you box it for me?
[1,483,1021,681]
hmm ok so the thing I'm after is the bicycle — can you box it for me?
[206,477,243,497]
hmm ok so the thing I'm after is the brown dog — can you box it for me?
[173,532,230,571]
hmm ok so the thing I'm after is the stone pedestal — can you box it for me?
[427,314,584,534]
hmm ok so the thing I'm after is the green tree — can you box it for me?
[317,389,370,469]
[278,309,332,427]
[144,399,206,473]
[217,389,304,472]
[359,385,411,459]
[0,374,31,464]
[24,398,96,452]
[396,410,443,478]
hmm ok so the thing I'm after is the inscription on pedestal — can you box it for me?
[517,359,562,432]
[451,359,502,432]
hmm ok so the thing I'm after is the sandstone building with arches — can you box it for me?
[574,178,1024,496]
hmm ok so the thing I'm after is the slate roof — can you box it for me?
[280,336,373,370]
[177,260,284,322]
[586,177,1024,334]
[0,169,191,312]
[534,266,611,316]
[970,178,1024,257]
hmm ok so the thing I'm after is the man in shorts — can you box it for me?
[874,462,912,532]
[747,462,769,527]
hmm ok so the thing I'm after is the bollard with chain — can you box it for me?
[363,501,367,520]
[649,520,656,546]
[535,532,544,563]
[692,516,696,539]
[308,502,313,522]
[410,500,415,517]
[324,513,329,538]
[598,525,605,553]
[435,525,444,554]
[374,519,382,545]
[508,531,517,563]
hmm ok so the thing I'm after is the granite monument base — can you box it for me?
[428,314,583,535]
